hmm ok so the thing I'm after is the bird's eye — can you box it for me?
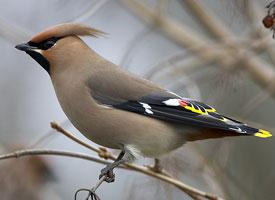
[42,40,56,50]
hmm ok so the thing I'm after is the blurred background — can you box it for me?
[0,0,274,199]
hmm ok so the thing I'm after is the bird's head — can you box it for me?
[15,23,105,74]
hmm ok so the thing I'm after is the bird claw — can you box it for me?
[99,168,115,183]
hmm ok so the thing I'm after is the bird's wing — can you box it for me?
[113,92,271,138]
[86,69,271,138]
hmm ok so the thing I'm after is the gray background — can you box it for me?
[0,0,274,199]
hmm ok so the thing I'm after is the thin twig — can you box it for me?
[50,121,101,154]
[182,0,231,40]
[0,148,223,200]
[0,149,112,165]
[0,120,225,200]
[120,0,275,97]
[75,176,106,200]
[50,122,224,200]
[0,147,224,200]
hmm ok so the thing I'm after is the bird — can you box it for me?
[15,23,272,182]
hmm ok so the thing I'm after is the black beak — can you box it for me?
[15,43,36,52]
[15,42,50,74]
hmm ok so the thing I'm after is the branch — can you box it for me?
[120,0,275,98]
[0,121,225,200]
[48,121,224,200]
[182,0,232,40]
[0,147,223,200]
[50,121,101,154]
[0,149,112,165]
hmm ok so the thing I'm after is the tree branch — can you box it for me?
[0,149,112,165]
[120,0,275,98]
[0,147,223,200]
[0,121,225,200]
[50,121,225,200]
[50,121,101,154]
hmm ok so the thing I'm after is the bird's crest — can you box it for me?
[30,23,106,43]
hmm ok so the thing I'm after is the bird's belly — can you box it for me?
[61,102,186,156]
[74,107,188,157]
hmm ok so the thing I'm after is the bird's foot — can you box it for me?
[99,167,115,183]
[147,158,163,173]
[147,165,163,173]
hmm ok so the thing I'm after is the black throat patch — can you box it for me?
[25,37,61,74]
[26,51,50,74]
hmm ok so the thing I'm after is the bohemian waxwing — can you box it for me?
[15,23,272,182]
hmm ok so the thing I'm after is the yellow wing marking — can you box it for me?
[205,107,216,112]
[183,103,221,118]
[254,129,272,138]
[184,104,206,115]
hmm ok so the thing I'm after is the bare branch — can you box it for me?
[50,121,101,154]
[0,147,224,200]
[120,0,275,98]
[0,149,111,165]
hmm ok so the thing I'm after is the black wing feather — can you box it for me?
[113,92,269,137]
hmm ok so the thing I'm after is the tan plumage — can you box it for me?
[15,23,271,182]
[30,23,106,43]
[48,35,186,158]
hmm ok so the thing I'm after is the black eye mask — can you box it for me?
[25,37,61,74]
[28,37,60,50]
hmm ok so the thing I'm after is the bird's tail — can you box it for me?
[185,124,272,142]
[229,124,272,138]
[255,129,272,138]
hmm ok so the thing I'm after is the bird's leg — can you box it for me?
[147,158,163,173]
[153,158,163,173]
[99,150,126,183]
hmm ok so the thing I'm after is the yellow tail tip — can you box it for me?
[254,129,272,138]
